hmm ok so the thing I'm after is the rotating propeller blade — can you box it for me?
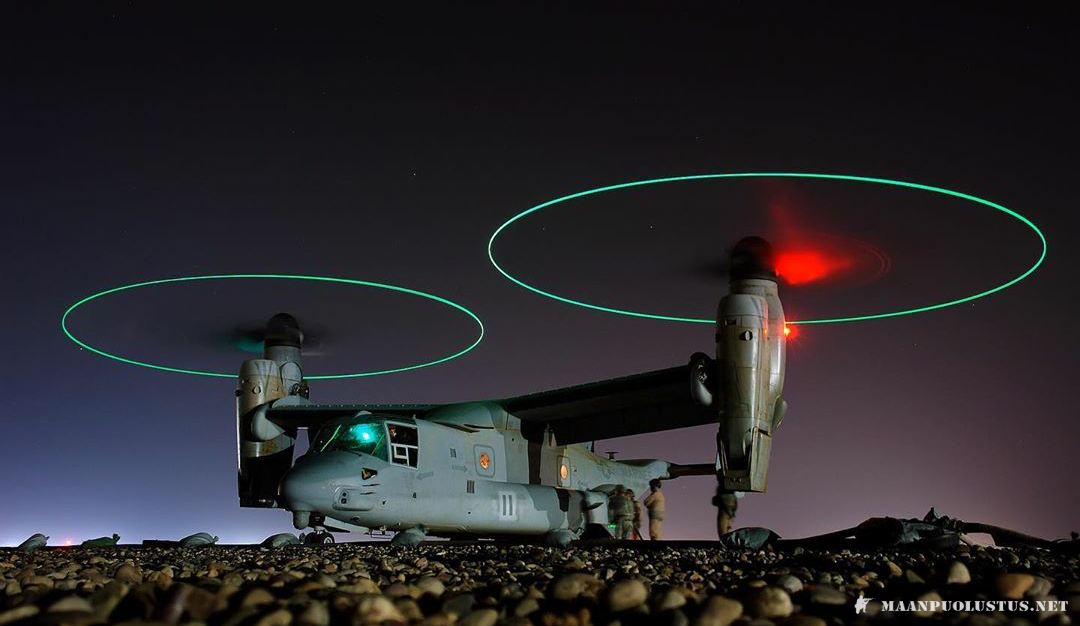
[682,203,882,287]
[200,314,333,356]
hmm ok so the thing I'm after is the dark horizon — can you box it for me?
[2,2,1077,545]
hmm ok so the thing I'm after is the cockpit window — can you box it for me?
[387,423,419,468]
[311,422,387,460]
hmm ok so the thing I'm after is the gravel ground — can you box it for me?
[2,541,1077,626]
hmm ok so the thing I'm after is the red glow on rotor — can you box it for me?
[766,199,859,285]
[775,249,853,285]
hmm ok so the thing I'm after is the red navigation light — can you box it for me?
[775,249,852,285]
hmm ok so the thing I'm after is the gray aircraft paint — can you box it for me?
[279,404,659,536]
[235,238,787,540]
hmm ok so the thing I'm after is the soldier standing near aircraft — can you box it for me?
[644,478,665,540]
[609,486,634,539]
[626,488,644,539]
[714,489,738,535]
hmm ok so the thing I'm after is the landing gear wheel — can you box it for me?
[304,531,335,545]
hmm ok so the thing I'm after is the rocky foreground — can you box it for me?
[2,541,1077,626]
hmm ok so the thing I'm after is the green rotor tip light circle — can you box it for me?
[61,274,485,379]
[488,173,1047,325]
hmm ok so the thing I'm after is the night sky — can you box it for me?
[3,3,1077,545]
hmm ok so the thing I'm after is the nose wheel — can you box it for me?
[302,529,335,545]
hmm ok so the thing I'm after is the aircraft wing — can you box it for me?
[501,363,716,445]
[266,397,438,429]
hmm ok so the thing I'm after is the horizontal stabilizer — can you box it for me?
[666,462,715,478]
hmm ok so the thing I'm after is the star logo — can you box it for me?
[855,595,873,614]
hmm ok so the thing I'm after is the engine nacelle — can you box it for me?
[715,238,787,493]
[236,314,306,508]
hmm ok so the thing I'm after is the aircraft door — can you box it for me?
[557,455,571,488]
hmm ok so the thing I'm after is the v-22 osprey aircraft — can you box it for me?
[237,237,789,544]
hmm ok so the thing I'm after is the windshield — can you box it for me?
[310,422,387,460]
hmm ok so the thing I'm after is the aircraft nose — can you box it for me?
[280,451,360,514]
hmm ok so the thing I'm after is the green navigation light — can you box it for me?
[487,173,1046,325]
[61,274,485,379]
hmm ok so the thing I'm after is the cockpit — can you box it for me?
[309,417,419,468]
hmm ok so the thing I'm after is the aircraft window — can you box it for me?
[387,424,418,446]
[558,455,571,487]
[474,445,496,477]
[311,423,386,460]
[387,423,419,468]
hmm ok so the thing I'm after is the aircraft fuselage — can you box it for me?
[280,402,668,537]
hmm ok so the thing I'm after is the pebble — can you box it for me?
[551,573,603,600]
[996,573,1036,599]
[775,575,803,594]
[255,608,293,626]
[1028,576,1052,597]
[416,576,446,597]
[808,585,847,605]
[22,574,54,589]
[606,579,648,611]
[658,608,690,626]
[355,594,403,622]
[944,561,970,584]
[459,608,498,626]
[338,578,380,594]
[914,591,942,617]
[396,598,424,621]
[441,592,476,616]
[693,595,742,626]
[47,595,94,613]
[90,580,129,617]
[0,606,39,626]
[185,584,222,619]
[0,539,1074,626]
[241,587,276,607]
[655,588,688,610]
[513,597,540,617]
[744,586,793,619]
[383,581,412,597]
[114,563,143,584]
